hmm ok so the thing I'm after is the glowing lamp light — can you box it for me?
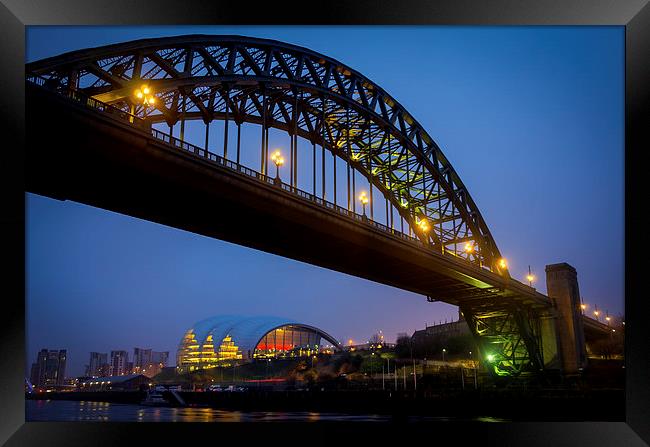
[359,191,369,205]
[486,354,495,362]
[417,218,430,233]
[464,243,474,253]
[270,150,285,179]
[133,84,156,106]
[580,304,587,310]
[498,258,508,269]
[271,150,283,164]
[526,273,535,283]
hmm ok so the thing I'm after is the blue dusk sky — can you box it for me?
[25,26,624,377]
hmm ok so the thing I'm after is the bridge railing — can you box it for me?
[149,128,422,245]
[28,75,146,129]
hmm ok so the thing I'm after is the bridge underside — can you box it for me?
[26,84,560,377]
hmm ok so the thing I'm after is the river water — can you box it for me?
[26,400,507,422]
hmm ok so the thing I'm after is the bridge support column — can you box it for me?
[538,310,561,371]
[545,263,587,375]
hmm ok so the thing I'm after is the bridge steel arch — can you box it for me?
[26,35,559,378]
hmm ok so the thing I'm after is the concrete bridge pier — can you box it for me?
[545,263,587,375]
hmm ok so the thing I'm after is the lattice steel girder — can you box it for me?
[461,300,546,377]
[26,35,504,271]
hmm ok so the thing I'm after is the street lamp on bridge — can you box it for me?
[359,191,369,217]
[270,150,285,181]
[131,84,156,121]
[526,265,535,287]
[134,85,156,105]
[417,217,430,234]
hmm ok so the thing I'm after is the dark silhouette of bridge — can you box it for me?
[25,35,602,378]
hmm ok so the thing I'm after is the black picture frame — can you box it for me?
[1,1,647,445]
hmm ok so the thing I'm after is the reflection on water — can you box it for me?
[26,400,509,422]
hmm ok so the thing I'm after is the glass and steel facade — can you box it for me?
[176,315,341,373]
[255,325,324,358]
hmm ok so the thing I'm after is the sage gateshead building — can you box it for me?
[177,315,342,373]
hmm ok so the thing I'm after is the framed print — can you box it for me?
[0,1,647,445]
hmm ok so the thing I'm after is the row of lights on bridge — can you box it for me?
[130,92,565,290]
[580,303,621,328]
[132,88,508,273]
[127,86,525,280]
[126,86,522,279]
[271,150,515,268]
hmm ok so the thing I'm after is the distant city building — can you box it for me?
[132,348,169,377]
[62,377,79,391]
[86,352,110,377]
[411,310,470,343]
[152,351,169,365]
[148,351,169,377]
[177,315,341,373]
[133,348,152,372]
[29,349,67,388]
[110,351,129,376]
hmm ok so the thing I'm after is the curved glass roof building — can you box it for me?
[177,315,342,373]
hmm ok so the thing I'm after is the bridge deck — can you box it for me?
[26,82,552,314]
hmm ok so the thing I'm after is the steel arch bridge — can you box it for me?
[25,35,561,378]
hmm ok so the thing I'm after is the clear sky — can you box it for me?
[25,26,624,377]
